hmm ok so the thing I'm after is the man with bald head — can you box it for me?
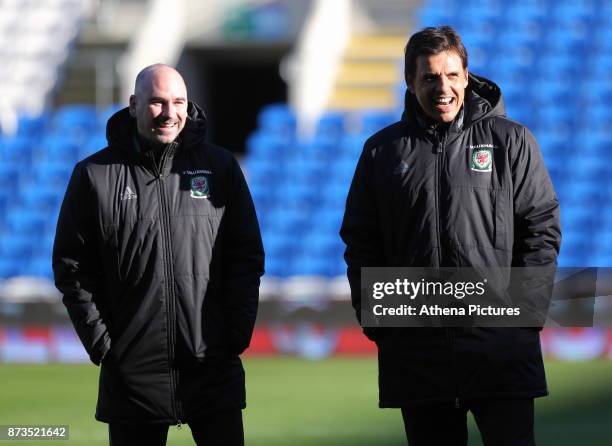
[53,64,264,445]
[130,64,188,146]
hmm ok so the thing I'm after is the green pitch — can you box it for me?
[0,358,611,445]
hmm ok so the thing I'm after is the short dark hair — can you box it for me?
[404,26,468,83]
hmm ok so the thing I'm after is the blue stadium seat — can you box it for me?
[287,253,335,277]
[283,154,326,185]
[558,236,595,267]
[328,157,358,186]
[459,1,503,23]
[18,185,64,216]
[0,134,33,167]
[593,19,612,51]
[79,132,107,159]
[261,231,296,277]
[592,251,612,267]
[416,0,459,25]
[265,205,309,233]
[551,1,596,23]
[277,179,319,210]
[248,175,275,208]
[245,156,278,183]
[0,191,11,222]
[530,78,568,106]
[51,104,98,133]
[315,111,346,142]
[536,111,575,137]
[30,161,73,190]
[0,260,18,278]
[298,231,341,257]
[504,2,547,22]
[4,209,51,236]
[358,109,396,136]
[0,164,22,195]
[35,134,80,164]
[262,228,294,252]
[319,182,350,212]
[0,234,38,264]
[28,256,54,280]
[535,53,576,77]
[560,205,596,231]
[310,207,344,233]
[98,104,124,127]
[17,113,48,140]
[246,131,287,158]
[338,133,367,161]
[264,256,288,277]
[257,103,296,139]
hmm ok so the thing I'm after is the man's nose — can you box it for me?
[435,76,451,92]
[162,102,176,117]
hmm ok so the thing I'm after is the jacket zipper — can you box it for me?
[435,131,460,408]
[434,130,447,266]
[450,327,459,409]
[444,323,460,409]
[150,150,183,425]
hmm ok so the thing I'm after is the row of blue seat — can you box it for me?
[1,133,106,165]
[13,104,121,135]
[412,1,611,270]
[1,0,611,279]
[419,0,612,22]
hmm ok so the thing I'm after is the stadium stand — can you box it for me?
[0,103,117,280]
[246,0,612,279]
[1,0,611,284]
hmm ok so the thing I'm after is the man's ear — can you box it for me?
[406,78,415,94]
[463,69,469,88]
[129,95,136,117]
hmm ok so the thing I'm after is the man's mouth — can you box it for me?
[434,97,454,106]
[155,121,177,131]
[433,97,455,112]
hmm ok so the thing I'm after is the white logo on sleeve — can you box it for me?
[120,186,137,201]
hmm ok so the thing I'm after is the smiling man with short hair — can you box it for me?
[341,26,561,445]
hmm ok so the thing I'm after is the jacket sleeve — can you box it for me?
[340,144,384,337]
[53,163,110,365]
[509,127,562,325]
[511,127,561,267]
[222,157,265,354]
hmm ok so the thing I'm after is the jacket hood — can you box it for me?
[106,101,208,150]
[402,73,506,130]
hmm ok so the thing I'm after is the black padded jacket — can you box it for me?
[53,102,264,423]
[340,74,561,406]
